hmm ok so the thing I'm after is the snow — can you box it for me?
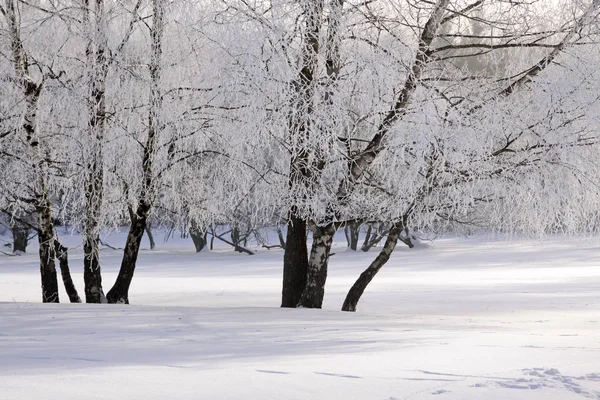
[1,232,600,399]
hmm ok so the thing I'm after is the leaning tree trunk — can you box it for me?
[298,224,336,308]
[281,213,308,307]
[55,240,82,303]
[106,0,163,304]
[145,223,156,250]
[342,224,402,312]
[11,222,29,253]
[106,204,150,304]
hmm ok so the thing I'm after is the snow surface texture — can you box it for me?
[1,231,600,399]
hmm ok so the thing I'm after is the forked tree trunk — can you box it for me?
[11,223,29,253]
[281,0,323,308]
[342,224,402,312]
[55,240,82,303]
[281,215,308,307]
[297,224,336,308]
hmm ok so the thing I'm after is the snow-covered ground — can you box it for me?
[1,231,600,399]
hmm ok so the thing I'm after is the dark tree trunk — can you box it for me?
[281,214,308,308]
[189,224,207,253]
[37,204,59,303]
[106,0,163,304]
[209,225,216,250]
[361,224,372,250]
[55,240,82,303]
[347,222,360,251]
[11,223,29,253]
[298,224,336,308]
[145,223,156,250]
[106,205,149,304]
[83,230,105,303]
[361,224,388,252]
[82,0,108,305]
[231,226,241,251]
[342,225,402,312]
[399,227,415,249]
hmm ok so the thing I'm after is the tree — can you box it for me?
[341,0,600,311]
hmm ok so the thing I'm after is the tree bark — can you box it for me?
[81,0,108,304]
[106,205,149,304]
[11,222,29,253]
[189,223,206,253]
[281,214,308,307]
[342,224,402,312]
[281,0,324,308]
[83,228,105,303]
[55,240,82,303]
[276,226,286,250]
[298,224,336,308]
[346,221,360,251]
[145,223,156,250]
[37,204,59,303]
[6,0,60,303]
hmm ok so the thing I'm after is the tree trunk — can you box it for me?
[298,224,336,308]
[145,223,156,250]
[277,226,286,250]
[8,0,58,302]
[55,240,82,303]
[83,229,105,303]
[106,0,163,304]
[361,224,388,252]
[11,223,29,253]
[342,225,402,312]
[106,205,149,304]
[81,0,108,304]
[189,223,207,253]
[37,202,59,303]
[231,226,241,251]
[281,214,308,307]
[347,221,360,251]
[361,224,372,250]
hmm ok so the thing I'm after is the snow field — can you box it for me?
[1,233,600,399]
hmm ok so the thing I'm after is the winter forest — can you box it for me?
[2,0,600,399]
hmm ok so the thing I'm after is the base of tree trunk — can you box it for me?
[342,225,401,312]
[298,225,335,308]
[55,240,81,303]
[281,216,308,308]
[11,223,29,254]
